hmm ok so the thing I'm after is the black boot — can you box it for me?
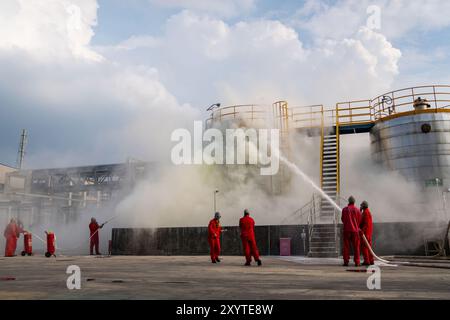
[257,259,262,266]
[216,258,221,263]
[244,262,251,266]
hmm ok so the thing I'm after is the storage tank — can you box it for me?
[370,86,450,187]
[205,102,292,195]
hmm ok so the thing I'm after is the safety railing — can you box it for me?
[290,105,337,129]
[205,104,269,128]
[206,85,450,131]
[272,101,290,131]
[280,193,320,225]
[206,103,293,130]
[370,85,450,120]
[335,100,372,126]
[334,85,450,127]
[308,194,321,248]
[290,105,323,129]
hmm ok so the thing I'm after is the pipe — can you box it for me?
[66,215,120,252]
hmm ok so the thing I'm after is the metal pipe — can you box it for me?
[12,192,84,202]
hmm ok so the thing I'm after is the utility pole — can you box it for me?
[16,129,28,170]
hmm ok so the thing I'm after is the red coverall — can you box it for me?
[341,204,362,265]
[4,222,19,257]
[89,222,101,255]
[360,208,374,265]
[239,215,260,263]
[208,218,221,262]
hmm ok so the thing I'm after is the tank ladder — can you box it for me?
[320,109,340,220]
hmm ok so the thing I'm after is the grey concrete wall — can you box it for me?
[112,225,309,256]
[112,222,449,256]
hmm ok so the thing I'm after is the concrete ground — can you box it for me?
[0,255,450,300]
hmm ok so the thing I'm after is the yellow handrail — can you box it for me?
[206,85,450,130]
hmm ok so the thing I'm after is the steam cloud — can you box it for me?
[1,1,449,254]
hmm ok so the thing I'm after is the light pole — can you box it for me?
[206,103,221,111]
[301,227,307,256]
[442,188,450,222]
[214,189,219,212]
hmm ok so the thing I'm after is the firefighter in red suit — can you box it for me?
[4,219,21,257]
[89,218,104,255]
[360,201,374,266]
[341,196,362,266]
[239,209,262,266]
[208,212,222,263]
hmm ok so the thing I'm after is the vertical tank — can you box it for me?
[370,112,450,186]
[205,102,292,195]
[370,86,450,188]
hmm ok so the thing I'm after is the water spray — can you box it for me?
[277,151,393,265]
[278,154,342,212]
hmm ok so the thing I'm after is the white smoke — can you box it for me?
[1,0,448,255]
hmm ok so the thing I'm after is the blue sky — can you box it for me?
[93,0,173,44]
[1,0,450,168]
[92,0,304,45]
[90,0,450,91]
[92,1,449,48]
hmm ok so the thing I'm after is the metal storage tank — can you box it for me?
[205,102,292,195]
[369,85,450,187]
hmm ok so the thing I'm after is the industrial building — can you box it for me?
[0,163,16,194]
[0,161,154,230]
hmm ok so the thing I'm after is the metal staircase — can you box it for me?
[320,130,339,219]
[308,224,339,258]
[308,126,341,258]
[282,192,340,258]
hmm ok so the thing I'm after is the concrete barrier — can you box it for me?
[111,222,447,256]
[112,225,309,256]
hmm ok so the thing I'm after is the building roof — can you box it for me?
[0,162,17,169]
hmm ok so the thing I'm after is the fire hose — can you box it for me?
[58,216,118,253]
[87,215,118,242]
[361,233,391,264]
[21,215,119,254]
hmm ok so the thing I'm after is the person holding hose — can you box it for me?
[341,196,362,267]
[239,209,262,266]
[89,217,104,255]
[360,201,374,266]
[208,212,222,263]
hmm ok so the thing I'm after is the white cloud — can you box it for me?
[0,0,200,168]
[114,35,161,51]
[1,1,443,229]
[0,1,404,170]
[293,0,450,40]
[0,0,102,61]
[149,0,256,18]
[104,10,401,106]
